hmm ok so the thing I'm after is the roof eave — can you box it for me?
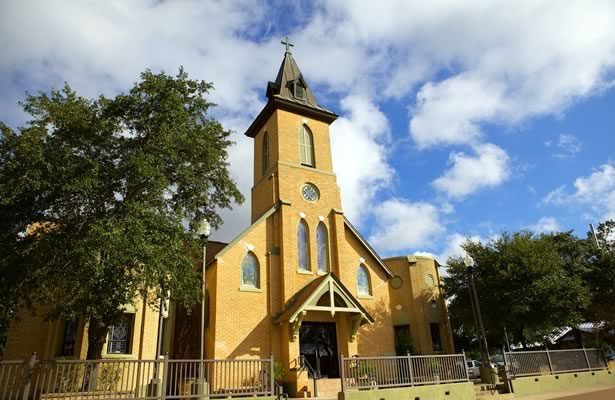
[343,217,395,279]
[245,97,338,138]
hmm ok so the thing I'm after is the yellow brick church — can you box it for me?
[4,45,454,395]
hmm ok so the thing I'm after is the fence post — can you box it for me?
[270,352,275,396]
[545,348,553,374]
[462,351,469,382]
[407,352,415,386]
[21,352,37,400]
[161,353,169,400]
[583,347,592,371]
[339,353,346,392]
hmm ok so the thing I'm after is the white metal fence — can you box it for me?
[0,354,274,400]
[504,348,608,377]
[339,353,468,391]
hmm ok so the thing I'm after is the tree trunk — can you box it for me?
[84,319,108,391]
[86,319,108,360]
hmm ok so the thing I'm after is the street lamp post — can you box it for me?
[464,255,493,383]
[196,219,211,389]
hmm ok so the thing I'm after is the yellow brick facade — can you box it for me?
[4,299,163,361]
[3,51,455,396]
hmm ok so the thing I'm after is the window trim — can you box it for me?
[297,219,311,272]
[357,264,372,296]
[106,314,135,355]
[240,251,260,289]
[316,222,329,273]
[298,125,315,167]
[262,132,269,176]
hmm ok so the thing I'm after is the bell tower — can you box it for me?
[245,38,340,222]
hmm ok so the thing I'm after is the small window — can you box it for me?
[317,223,329,273]
[294,81,306,100]
[60,320,78,356]
[357,264,371,296]
[430,323,442,352]
[241,252,260,288]
[107,314,134,354]
[298,220,310,271]
[262,132,269,176]
[298,125,315,167]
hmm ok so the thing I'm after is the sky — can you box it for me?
[1,0,615,265]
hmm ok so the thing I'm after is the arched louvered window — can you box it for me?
[317,223,329,273]
[262,132,269,176]
[357,264,371,296]
[298,125,315,167]
[297,220,310,271]
[241,252,260,288]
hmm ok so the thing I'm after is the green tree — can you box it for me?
[0,68,243,359]
[443,231,590,350]
[583,220,615,328]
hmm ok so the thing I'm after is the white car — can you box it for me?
[466,359,481,379]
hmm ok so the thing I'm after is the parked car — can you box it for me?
[490,354,505,368]
[466,359,481,379]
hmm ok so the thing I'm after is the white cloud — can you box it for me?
[309,1,615,149]
[433,143,510,199]
[435,233,482,265]
[542,163,615,221]
[368,198,444,254]
[551,134,583,159]
[330,96,394,224]
[410,75,505,148]
[528,216,561,233]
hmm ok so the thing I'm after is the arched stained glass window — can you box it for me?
[357,264,371,296]
[241,252,260,288]
[317,222,329,273]
[298,125,315,167]
[297,220,310,271]
[262,132,269,176]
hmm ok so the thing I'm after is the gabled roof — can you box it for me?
[245,51,338,138]
[344,217,395,279]
[273,272,375,325]
[207,202,280,267]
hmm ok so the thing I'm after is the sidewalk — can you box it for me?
[518,383,615,400]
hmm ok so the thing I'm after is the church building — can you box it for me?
[3,43,455,396]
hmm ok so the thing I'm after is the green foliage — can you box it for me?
[583,220,615,328]
[443,231,590,350]
[0,68,243,358]
[273,361,284,383]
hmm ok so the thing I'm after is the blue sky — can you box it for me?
[1,0,614,264]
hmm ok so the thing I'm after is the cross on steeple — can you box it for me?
[281,36,294,54]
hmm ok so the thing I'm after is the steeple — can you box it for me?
[245,38,337,138]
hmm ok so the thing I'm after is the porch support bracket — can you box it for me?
[290,311,306,342]
[349,315,363,342]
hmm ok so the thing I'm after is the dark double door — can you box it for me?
[299,322,339,378]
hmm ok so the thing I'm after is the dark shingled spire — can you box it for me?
[245,40,337,138]
[265,51,333,115]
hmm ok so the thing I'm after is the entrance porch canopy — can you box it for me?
[273,273,374,342]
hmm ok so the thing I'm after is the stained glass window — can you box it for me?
[357,265,371,295]
[107,314,134,354]
[241,252,259,288]
[298,220,310,271]
[317,223,329,273]
[298,125,315,167]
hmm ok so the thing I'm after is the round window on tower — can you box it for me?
[301,183,320,202]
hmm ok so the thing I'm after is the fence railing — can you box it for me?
[0,354,274,400]
[504,348,608,377]
[339,353,468,391]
